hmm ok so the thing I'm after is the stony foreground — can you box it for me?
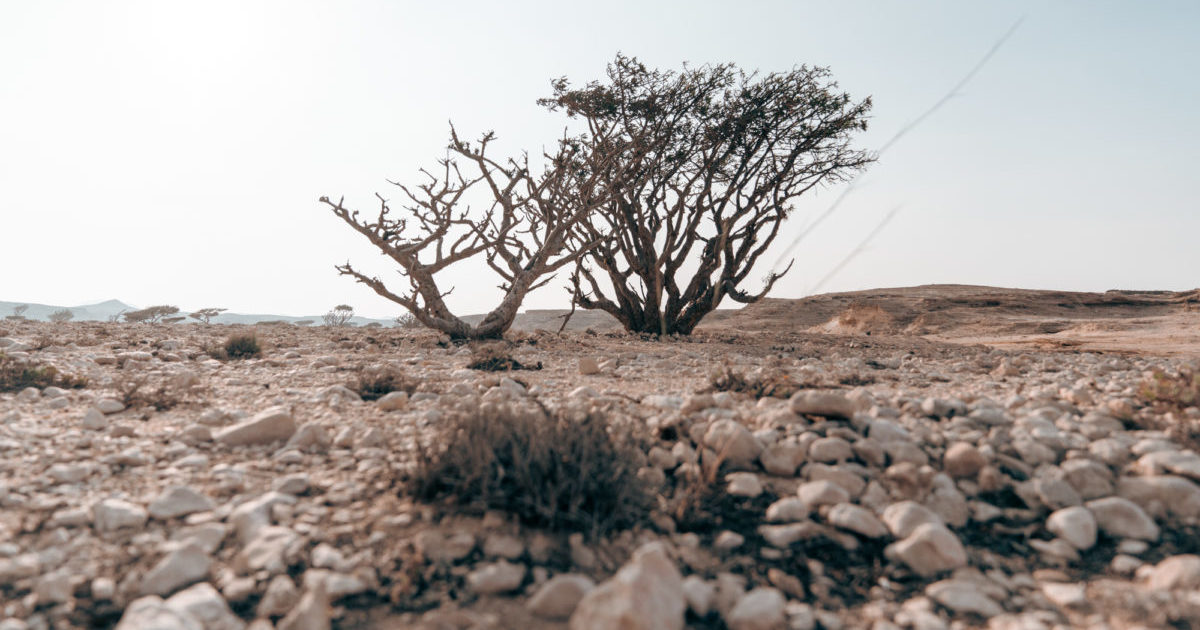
[2,320,1200,629]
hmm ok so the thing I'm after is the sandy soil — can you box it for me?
[711,284,1200,357]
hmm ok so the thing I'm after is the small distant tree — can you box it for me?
[107,310,126,323]
[48,309,74,323]
[124,305,180,323]
[9,305,28,321]
[322,304,354,327]
[395,312,423,330]
[542,55,876,335]
[189,308,226,324]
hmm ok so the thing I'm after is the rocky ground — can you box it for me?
[2,292,1200,629]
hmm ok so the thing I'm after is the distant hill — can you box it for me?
[1,299,136,322]
[0,299,396,326]
[0,299,621,330]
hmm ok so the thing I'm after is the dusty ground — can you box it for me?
[713,284,1200,357]
[1,285,1199,630]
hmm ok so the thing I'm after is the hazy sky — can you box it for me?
[2,1,1197,319]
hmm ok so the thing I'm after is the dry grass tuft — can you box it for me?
[223,333,262,359]
[0,353,88,393]
[408,404,652,536]
[206,333,262,361]
[115,372,203,411]
[352,365,418,401]
[466,344,542,371]
[1137,367,1200,450]
[1140,367,1200,410]
[706,363,804,399]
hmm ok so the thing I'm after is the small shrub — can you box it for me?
[206,333,262,360]
[395,313,423,330]
[1135,367,1200,450]
[668,450,763,534]
[408,404,652,536]
[115,372,203,411]
[223,334,262,360]
[31,334,57,351]
[48,308,74,323]
[467,344,542,371]
[838,373,876,387]
[323,304,354,327]
[352,365,417,401]
[0,353,88,392]
[706,363,803,399]
[1140,367,1200,409]
[117,376,176,411]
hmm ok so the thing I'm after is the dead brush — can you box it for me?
[705,363,804,399]
[1140,367,1200,410]
[0,353,88,392]
[407,403,651,537]
[115,372,203,411]
[1137,367,1200,450]
[221,333,262,360]
[31,334,58,351]
[352,365,418,401]
[667,444,776,541]
[204,332,263,361]
[466,344,542,371]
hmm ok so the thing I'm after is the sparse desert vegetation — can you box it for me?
[47,308,74,323]
[323,304,355,327]
[122,305,180,324]
[222,333,263,360]
[409,402,653,536]
[0,350,87,392]
[189,308,227,324]
[3,289,1200,629]
[324,55,873,341]
[3,2,1195,628]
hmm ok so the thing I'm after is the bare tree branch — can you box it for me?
[323,125,622,339]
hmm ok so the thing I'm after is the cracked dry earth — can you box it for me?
[3,318,1200,630]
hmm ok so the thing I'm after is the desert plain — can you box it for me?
[2,284,1200,630]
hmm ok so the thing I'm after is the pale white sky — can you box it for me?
[2,1,1197,319]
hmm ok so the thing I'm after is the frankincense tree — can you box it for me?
[543,55,876,335]
[322,125,624,340]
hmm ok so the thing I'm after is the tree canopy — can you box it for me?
[542,54,875,335]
